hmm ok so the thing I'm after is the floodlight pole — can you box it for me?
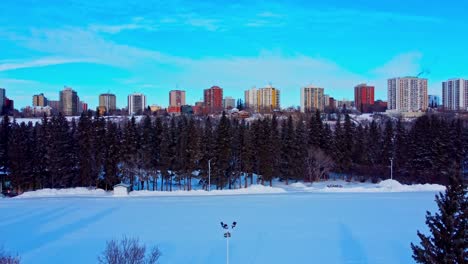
[221,221,236,264]
[390,157,393,181]
[226,233,229,264]
[208,159,212,192]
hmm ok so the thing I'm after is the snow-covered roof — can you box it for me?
[113,183,131,188]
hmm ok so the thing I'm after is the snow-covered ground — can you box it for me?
[0,182,440,264]
[13,179,445,199]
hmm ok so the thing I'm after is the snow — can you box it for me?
[17,187,110,198]
[14,179,445,199]
[0,191,438,264]
[130,184,286,197]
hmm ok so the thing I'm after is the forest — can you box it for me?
[0,111,467,192]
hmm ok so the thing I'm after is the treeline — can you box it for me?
[0,111,467,192]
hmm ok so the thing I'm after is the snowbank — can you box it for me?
[292,179,446,193]
[14,179,444,199]
[16,187,110,198]
[377,179,446,192]
[130,184,286,197]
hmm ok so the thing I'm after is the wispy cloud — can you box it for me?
[0,57,96,72]
[372,52,423,77]
[89,17,158,34]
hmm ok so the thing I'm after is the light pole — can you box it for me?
[220,221,237,264]
[390,157,393,181]
[208,159,212,192]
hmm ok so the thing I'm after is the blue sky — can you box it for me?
[1,0,467,109]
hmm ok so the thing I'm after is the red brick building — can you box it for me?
[167,106,181,115]
[204,86,223,114]
[354,84,375,113]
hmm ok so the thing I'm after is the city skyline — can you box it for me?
[1,0,468,109]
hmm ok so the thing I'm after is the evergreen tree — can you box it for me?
[293,118,307,182]
[213,112,231,189]
[411,174,467,263]
[122,116,139,190]
[394,119,408,180]
[102,121,121,189]
[280,116,295,185]
[0,115,11,189]
[241,122,255,187]
[270,115,281,181]
[380,119,394,177]
[258,118,274,186]
[200,117,214,190]
[77,112,94,186]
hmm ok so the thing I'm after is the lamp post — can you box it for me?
[208,159,212,192]
[390,157,393,181]
[220,221,237,264]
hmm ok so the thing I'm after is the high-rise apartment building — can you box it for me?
[301,86,324,112]
[244,87,258,110]
[442,79,468,111]
[59,87,79,116]
[324,94,330,108]
[428,95,441,108]
[99,93,117,113]
[223,96,236,109]
[33,93,48,107]
[128,93,147,115]
[204,86,223,114]
[388,77,428,112]
[354,84,375,113]
[169,90,186,107]
[0,88,5,112]
[257,85,280,112]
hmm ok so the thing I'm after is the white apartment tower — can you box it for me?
[257,85,281,111]
[244,87,258,110]
[387,77,428,112]
[128,93,147,115]
[442,79,468,111]
[301,86,324,112]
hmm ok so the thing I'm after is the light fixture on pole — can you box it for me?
[220,221,237,264]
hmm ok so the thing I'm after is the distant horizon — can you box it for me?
[2,0,467,109]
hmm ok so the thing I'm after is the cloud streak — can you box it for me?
[0,57,96,72]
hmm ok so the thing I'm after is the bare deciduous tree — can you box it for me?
[305,148,334,182]
[98,237,161,264]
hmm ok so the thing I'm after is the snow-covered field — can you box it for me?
[0,181,440,264]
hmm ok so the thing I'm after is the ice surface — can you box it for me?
[0,191,438,264]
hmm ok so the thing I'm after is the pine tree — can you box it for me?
[140,115,154,190]
[411,174,467,263]
[77,112,94,186]
[103,121,121,190]
[380,119,394,177]
[280,116,295,185]
[185,118,201,190]
[200,117,214,190]
[241,122,255,187]
[258,118,274,186]
[270,115,281,182]
[0,115,11,189]
[151,117,163,190]
[394,119,408,180]
[122,116,139,190]
[293,118,307,182]
[213,112,231,189]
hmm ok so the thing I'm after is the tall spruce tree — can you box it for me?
[213,112,231,189]
[411,174,467,263]
[0,115,11,189]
